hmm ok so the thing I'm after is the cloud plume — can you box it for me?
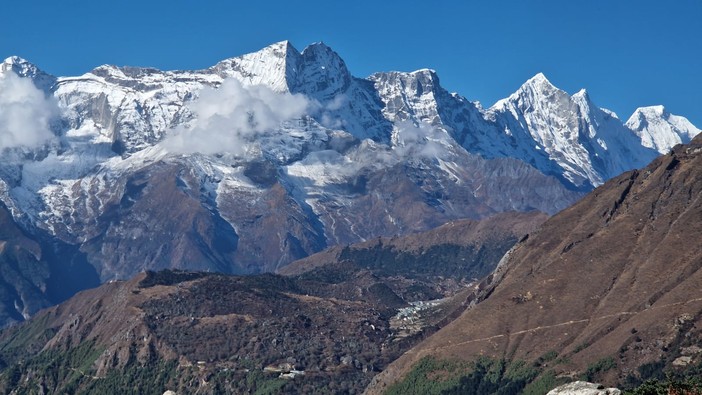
[0,73,57,150]
[164,78,310,156]
[392,120,452,159]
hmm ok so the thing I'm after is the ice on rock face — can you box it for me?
[1,56,57,92]
[212,40,296,92]
[626,105,701,154]
[0,43,699,261]
[487,73,659,188]
[294,42,352,101]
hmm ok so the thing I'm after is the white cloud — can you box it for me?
[163,78,310,156]
[392,120,451,159]
[0,73,57,150]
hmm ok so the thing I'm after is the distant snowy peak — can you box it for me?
[212,40,295,92]
[497,72,559,105]
[1,56,56,91]
[488,72,658,188]
[211,41,352,101]
[626,105,701,154]
[369,69,444,124]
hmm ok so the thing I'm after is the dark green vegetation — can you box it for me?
[626,377,702,395]
[383,354,702,395]
[333,240,512,301]
[383,356,562,395]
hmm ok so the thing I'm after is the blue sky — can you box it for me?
[2,0,700,125]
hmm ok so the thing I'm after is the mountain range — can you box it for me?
[0,41,699,327]
[1,40,701,393]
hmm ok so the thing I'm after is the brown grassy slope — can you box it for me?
[0,270,413,393]
[367,135,702,392]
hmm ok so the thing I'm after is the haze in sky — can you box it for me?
[1,0,700,125]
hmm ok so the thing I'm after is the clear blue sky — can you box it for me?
[2,0,700,125]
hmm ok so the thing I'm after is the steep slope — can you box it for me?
[487,74,659,189]
[281,211,547,301]
[626,105,701,155]
[0,202,99,327]
[0,41,698,289]
[368,135,702,393]
[0,211,547,392]
[0,203,51,325]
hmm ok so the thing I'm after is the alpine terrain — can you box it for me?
[0,39,700,394]
[367,134,702,394]
[0,40,698,327]
[0,211,545,394]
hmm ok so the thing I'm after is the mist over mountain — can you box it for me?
[0,41,698,327]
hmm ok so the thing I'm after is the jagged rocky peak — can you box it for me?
[510,72,566,104]
[626,105,701,154]
[490,72,566,115]
[211,40,300,92]
[368,68,447,123]
[2,56,39,75]
[0,56,56,91]
[294,42,352,100]
[211,40,352,99]
[371,68,441,94]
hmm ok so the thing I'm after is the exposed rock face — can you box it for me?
[0,202,99,326]
[0,41,698,318]
[547,381,621,395]
[0,43,590,285]
[367,134,702,392]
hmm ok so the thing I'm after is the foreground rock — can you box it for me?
[547,381,621,395]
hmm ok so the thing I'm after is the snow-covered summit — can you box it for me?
[1,56,56,91]
[0,41,699,284]
[626,105,701,154]
[209,40,352,102]
[488,72,659,188]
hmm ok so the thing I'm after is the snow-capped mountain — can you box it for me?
[487,73,660,188]
[0,41,698,287]
[626,105,701,154]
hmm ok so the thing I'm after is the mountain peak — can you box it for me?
[0,55,56,91]
[530,71,549,82]
[2,56,40,74]
[633,105,667,117]
[2,55,31,66]
[573,88,588,98]
[626,105,701,154]
[293,41,352,100]
[302,41,333,53]
[211,40,302,92]
[266,40,298,55]
[521,72,557,92]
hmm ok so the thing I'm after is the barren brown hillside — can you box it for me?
[367,135,702,393]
